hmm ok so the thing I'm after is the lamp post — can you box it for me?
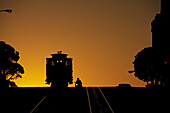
[0,9,12,13]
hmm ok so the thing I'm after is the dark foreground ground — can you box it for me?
[0,87,169,113]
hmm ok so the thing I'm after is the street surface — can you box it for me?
[1,87,168,113]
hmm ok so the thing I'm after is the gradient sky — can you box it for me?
[0,0,160,87]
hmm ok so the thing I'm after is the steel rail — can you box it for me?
[98,87,114,113]
[30,95,47,113]
[86,87,93,113]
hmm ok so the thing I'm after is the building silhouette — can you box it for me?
[151,0,170,87]
[152,0,170,53]
[130,0,170,87]
[46,51,73,87]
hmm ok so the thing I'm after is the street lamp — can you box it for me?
[0,9,12,13]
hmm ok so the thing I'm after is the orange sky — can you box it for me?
[0,0,160,87]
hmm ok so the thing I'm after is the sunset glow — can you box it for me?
[0,0,160,87]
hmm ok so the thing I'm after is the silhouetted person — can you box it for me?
[46,51,73,88]
[0,41,24,88]
[75,78,82,87]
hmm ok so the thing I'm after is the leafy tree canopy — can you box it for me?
[0,41,24,88]
[129,47,170,87]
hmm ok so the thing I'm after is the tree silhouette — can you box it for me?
[129,47,169,87]
[0,41,24,88]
